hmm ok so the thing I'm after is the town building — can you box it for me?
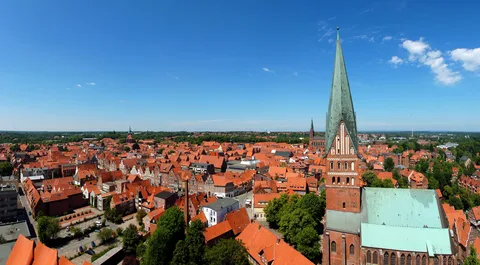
[0,184,18,222]
[202,198,239,227]
[322,29,455,265]
[309,119,326,149]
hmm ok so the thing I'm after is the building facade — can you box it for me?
[0,184,18,222]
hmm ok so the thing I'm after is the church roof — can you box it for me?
[325,187,452,255]
[325,28,358,154]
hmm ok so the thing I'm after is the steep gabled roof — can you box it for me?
[6,234,34,265]
[325,28,358,154]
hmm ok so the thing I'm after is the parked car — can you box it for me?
[91,241,96,248]
[79,246,84,253]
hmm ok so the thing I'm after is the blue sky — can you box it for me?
[1,0,479,132]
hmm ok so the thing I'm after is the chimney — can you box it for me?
[276,237,281,245]
[184,179,190,225]
[258,224,261,231]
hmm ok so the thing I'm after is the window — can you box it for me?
[330,162,334,170]
[416,255,421,265]
[345,162,348,169]
[332,177,336,184]
[401,254,405,265]
[343,202,346,209]
[384,252,389,265]
[349,244,354,256]
[391,253,396,265]
[352,178,355,185]
[367,251,372,263]
[434,257,439,265]
[443,256,447,265]
[422,256,426,265]
[337,162,341,169]
[407,255,412,265]
[373,251,378,264]
[351,162,355,170]
[448,257,452,265]
[337,177,340,183]
[346,177,350,185]
[331,241,336,253]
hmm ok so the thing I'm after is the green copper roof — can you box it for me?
[363,187,445,228]
[325,28,358,154]
[361,223,452,255]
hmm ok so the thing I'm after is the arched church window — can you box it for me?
[331,241,336,253]
[330,162,334,170]
[351,162,355,170]
[350,244,354,256]
[443,256,447,265]
[346,177,350,185]
[345,162,348,169]
[337,177,340,183]
[416,255,421,265]
[401,254,405,265]
[352,177,355,185]
[384,252,389,265]
[332,177,336,184]
[391,253,396,265]
[448,257,452,265]
[367,251,372,263]
[407,255,412,265]
[434,257,439,265]
[342,202,346,209]
[422,255,427,265]
[373,251,378,264]
[337,162,341,169]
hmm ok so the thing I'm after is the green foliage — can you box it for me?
[264,194,289,228]
[0,234,6,244]
[122,224,139,255]
[105,208,122,224]
[136,242,146,257]
[448,196,464,210]
[124,146,131,152]
[294,226,321,261]
[98,228,114,243]
[0,162,13,176]
[279,208,316,243]
[384,157,395,172]
[464,247,480,265]
[70,226,83,238]
[132,143,140,150]
[142,207,185,265]
[136,209,147,225]
[37,216,60,246]
[362,171,395,188]
[205,239,249,265]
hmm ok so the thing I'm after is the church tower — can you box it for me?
[309,119,315,140]
[324,28,361,213]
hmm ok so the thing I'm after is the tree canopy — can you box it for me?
[384,157,395,172]
[464,247,480,265]
[0,162,13,176]
[37,216,60,246]
[171,220,206,265]
[205,239,250,265]
[122,224,140,255]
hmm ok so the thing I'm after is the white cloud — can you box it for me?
[389,56,404,66]
[262,68,275,74]
[450,48,480,72]
[399,37,461,85]
[86,82,96,86]
[368,37,375,43]
[328,38,335,44]
[317,21,335,42]
[382,36,393,41]
[293,72,298,77]
[76,84,81,88]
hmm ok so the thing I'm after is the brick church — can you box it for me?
[322,28,456,265]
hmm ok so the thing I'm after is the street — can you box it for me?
[234,190,253,219]
[18,190,38,237]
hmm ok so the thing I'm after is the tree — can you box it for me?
[294,226,321,261]
[37,216,60,245]
[136,209,147,226]
[180,220,206,265]
[142,207,185,265]
[124,146,131,152]
[264,194,289,228]
[205,239,249,265]
[397,176,409,189]
[279,208,316,244]
[384,157,395,172]
[0,162,13,176]
[9,144,20,152]
[132,143,140,150]
[464,247,480,265]
[98,228,114,243]
[122,224,139,255]
[362,171,378,187]
[296,193,325,229]
[448,196,464,210]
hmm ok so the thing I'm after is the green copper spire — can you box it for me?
[325,27,358,154]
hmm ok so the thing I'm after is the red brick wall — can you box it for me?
[326,187,361,212]
[323,231,361,265]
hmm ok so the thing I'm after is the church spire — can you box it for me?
[310,119,315,139]
[325,27,358,154]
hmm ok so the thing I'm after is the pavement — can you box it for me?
[69,240,119,265]
[234,190,253,219]
[18,190,38,237]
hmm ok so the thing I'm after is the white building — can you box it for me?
[202,198,239,227]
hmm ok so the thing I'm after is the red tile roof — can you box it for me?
[236,222,314,265]
[33,241,58,265]
[6,234,34,265]
[204,220,232,243]
[225,208,250,235]
[254,193,281,208]
[472,206,480,221]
